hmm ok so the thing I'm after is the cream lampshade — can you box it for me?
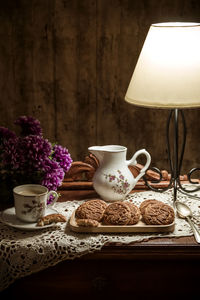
[125,22,200,108]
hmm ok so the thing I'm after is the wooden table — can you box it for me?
[1,173,200,299]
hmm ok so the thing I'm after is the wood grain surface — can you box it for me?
[1,1,200,173]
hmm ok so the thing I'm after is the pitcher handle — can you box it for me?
[126,149,151,183]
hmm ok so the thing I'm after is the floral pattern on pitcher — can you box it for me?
[104,170,130,195]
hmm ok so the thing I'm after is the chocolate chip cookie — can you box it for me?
[75,199,107,222]
[142,202,175,225]
[125,202,141,225]
[103,201,131,225]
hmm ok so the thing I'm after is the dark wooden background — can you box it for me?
[1,0,200,173]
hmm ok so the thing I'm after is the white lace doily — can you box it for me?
[1,186,200,292]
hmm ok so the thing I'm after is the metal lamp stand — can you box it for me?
[143,109,200,202]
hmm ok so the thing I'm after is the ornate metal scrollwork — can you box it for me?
[143,109,200,202]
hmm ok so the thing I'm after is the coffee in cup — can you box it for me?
[13,184,58,223]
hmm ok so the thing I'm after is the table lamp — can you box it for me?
[125,22,200,202]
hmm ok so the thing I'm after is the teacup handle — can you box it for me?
[46,190,59,207]
[126,149,151,183]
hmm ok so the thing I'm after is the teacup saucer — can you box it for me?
[0,207,59,231]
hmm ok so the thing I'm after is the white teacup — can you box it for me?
[13,184,58,223]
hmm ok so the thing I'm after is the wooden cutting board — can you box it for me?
[69,210,175,233]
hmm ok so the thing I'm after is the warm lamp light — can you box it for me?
[125,22,200,202]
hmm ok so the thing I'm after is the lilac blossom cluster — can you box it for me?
[15,116,43,136]
[0,116,72,202]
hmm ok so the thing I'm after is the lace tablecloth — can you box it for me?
[1,186,200,292]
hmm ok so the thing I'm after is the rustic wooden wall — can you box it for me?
[0,0,200,174]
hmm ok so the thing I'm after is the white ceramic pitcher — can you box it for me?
[88,145,151,202]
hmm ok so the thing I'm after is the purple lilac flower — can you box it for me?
[0,116,73,205]
[52,144,72,172]
[1,137,20,169]
[19,135,52,170]
[0,127,16,142]
[41,159,65,191]
[15,116,42,136]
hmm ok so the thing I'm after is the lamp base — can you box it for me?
[143,109,200,203]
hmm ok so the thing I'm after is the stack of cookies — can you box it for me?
[74,198,175,227]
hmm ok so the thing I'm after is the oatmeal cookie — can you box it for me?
[37,213,66,226]
[143,203,175,225]
[103,201,131,225]
[75,199,107,222]
[125,202,141,225]
[140,199,164,215]
[76,218,99,227]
